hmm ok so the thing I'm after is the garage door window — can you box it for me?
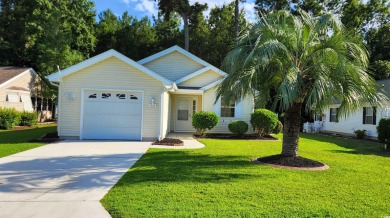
[102,93,111,99]
[116,94,125,99]
[130,94,138,100]
[88,94,97,98]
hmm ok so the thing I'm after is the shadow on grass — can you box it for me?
[0,126,57,144]
[300,133,390,157]
[115,150,270,185]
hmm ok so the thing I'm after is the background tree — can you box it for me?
[207,3,246,67]
[153,13,182,50]
[156,0,207,51]
[366,23,390,79]
[218,10,387,157]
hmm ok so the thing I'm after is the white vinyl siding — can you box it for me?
[323,104,390,138]
[143,51,205,81]
[58,57,164,140]
[203,87,253,133]
[178,70,222,88]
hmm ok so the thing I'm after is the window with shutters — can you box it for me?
[363,107,376,125]
[329,108,338,122]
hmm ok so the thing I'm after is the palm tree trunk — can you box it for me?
[234,0,239,39]
[183,13,189,51]
[282,102,302,157]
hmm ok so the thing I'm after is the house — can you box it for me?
[321,79,390,138]
[0,67,38,112]
[47,46,254,140]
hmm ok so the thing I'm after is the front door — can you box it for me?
[175,97,195,132]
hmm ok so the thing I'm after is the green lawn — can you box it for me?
[0,124,57,158]
[101,134,390,217]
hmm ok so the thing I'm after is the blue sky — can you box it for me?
[94,0,257,22]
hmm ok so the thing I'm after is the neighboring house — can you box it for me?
[47,46,254,140]
[0,67,38,112]
[321,79,390,138]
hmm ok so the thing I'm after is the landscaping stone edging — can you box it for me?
[252,158,330,171]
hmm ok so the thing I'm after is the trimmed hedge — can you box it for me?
[0,108,21,130]
[192,111,219,135]
[20,111,38,126]
[228,120,248,137]
[377,118,390,149]
[250,109,278,137]
[273,120,283,134]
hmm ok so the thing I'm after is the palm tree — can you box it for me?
[218,10,387,157]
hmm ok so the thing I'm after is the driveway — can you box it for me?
[0,141,151,218]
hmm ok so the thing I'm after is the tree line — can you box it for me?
[0,0,389,80]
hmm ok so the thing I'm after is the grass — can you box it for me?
[101,134,390,217]
[0,124,57,158]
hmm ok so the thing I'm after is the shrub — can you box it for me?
[250,109,278,137]
[228,120,248,137]
[377,118,390,150]
[273,120,283,134]
[192,111,219,135]
[20,111,38,126]
[354,129,367,140]
[0,107,21,130]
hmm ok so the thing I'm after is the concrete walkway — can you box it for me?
[0,141,151,218]
[150,133,205,149]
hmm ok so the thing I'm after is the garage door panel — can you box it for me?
[82,90,143,140]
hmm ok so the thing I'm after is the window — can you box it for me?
[116,94,125,99]
[130,95,138,100]
[102,93,111,99]
[363,107,376,125]
[192,100,196,114]
[88,94,97,98]
[221,96,235,117]
[330,108,338,122]
[6,94,19,102]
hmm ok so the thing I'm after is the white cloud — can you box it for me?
[242,2,257,23]
[133,0,158,16]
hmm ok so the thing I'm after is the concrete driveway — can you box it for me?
[0,141,151,218]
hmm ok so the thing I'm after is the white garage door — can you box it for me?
[82,90,143,140]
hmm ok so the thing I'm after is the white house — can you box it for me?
[47,46,254,140]
[322,79,390,138]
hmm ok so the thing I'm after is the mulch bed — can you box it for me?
[253,154,329,170]
[152,138,184,146]
[195,133,278,140]
[28,132,62,143]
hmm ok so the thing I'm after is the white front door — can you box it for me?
[174,97,196,132]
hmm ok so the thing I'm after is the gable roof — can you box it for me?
[138,45,228,76]
[0,67,37,88]
[0,66,30,84]
[47,49,173,86]
[174,66,226,85]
